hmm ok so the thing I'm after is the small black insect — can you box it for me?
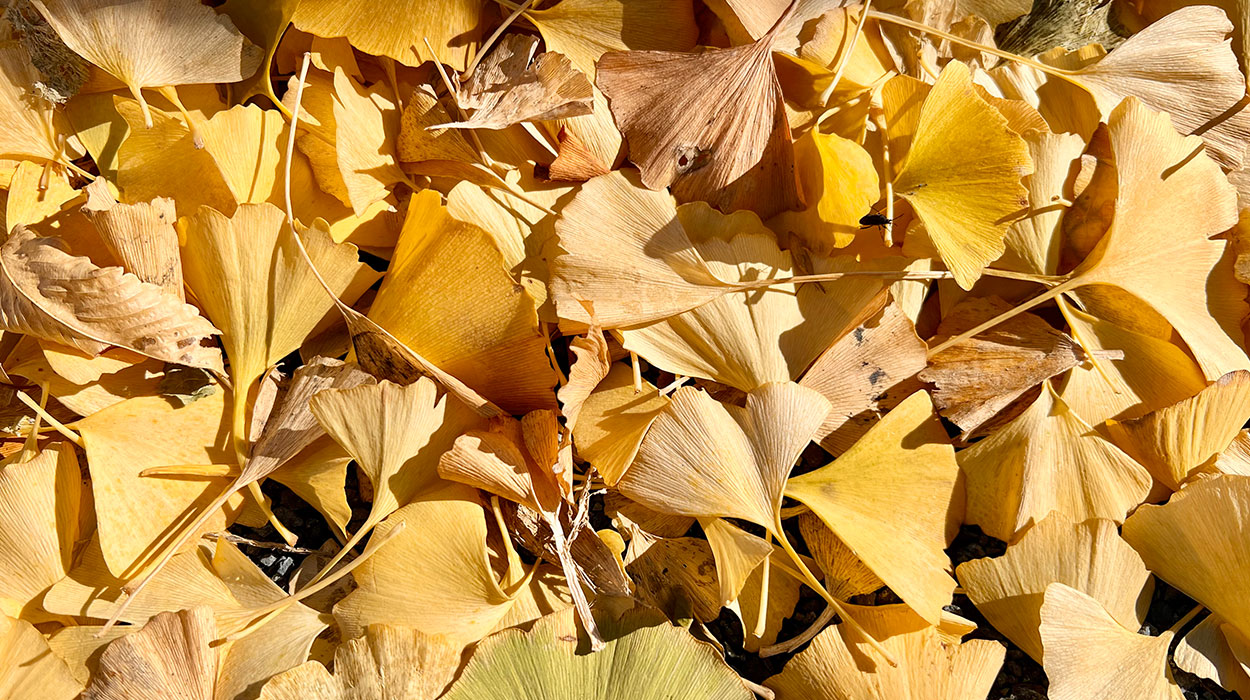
[859,212,892,229]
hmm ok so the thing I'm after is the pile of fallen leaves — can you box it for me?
[3,0,1250,698]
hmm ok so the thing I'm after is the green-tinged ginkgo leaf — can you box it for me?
[784,390,960,623]
[893,60,1031,290]
[439,608,755,700]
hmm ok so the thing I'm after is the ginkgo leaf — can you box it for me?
[765,604,1005,700]
[618,382,830,534]
[999,131,1086,276]
[959,99,1249,380]
[1122,475,1250,639]
[334,486,571,645]
[80,180,183,299]
[784,390,960,624]
[550,170,729,329]
[768,128,880,252]
[596,7,801,218]
[1070,5,1250,170]
[291,0,486,71]
[439,608,755,700]
[433,35,593,130]
[179,203,377,456]
[701,518,775,606]
[958,382,1151,542]
[367,190,558,414]
[921,297,1081,435]
[285,68,407,216]
[311,378,482,572]
[438,419,563,515]
[1056,298,1207,425]
[524,0,699,170]
[799,303,928,456]
[0,442,82,622]
[798,513,883,601]
[955,513,1152,662]
[81,607,218,700]
[0,613,83,700]
[1173,614,1250,699]
[618,208,891,392]
[1039,583,1184,700]
[570,363,670,485]
[75,391,241,579]
[32,0,262,128]
[0,42,79,167]
[557,317,610,433]
[1104,371,1250,490]
[892,60,1032,289]
[0,225,223,374]
[258,625,460,700]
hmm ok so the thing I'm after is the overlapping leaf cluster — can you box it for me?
[1,0,1250,698]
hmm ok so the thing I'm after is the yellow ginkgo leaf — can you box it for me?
[1039,583,1184,700]
[0,42,80,168]
[768,129,880,252]
[784,390,960,624]
[999,131,1086,276]
[765,604,1005,700]
[218,0,301,111]
[570,363,670,486]
[1173,614,1250,699]
[798,512,882,601]
[1123,475,1250,639]
[334,487,570,645]
[0,613,83,700]
[550,170,729,329]
[439,608,755,700]
[892,60,1032,289]
[311,378,483,572]
[596,6,801,218]
[955,513,1152,662]
[80,607,218,700]
[291,0,486,71]
[701,518,775,606]
[178,204,379,458]
[1070,6,1250,170]
[0,442,82,622]
[32,0,262,128]
[619,382,830,534]
[1105,371,1250,490]
[945,98,1250,380]
[258,625,461,700]
[618,220,891,392]
[1056,298,1207,425]
[958,382,1151,542]
[75,391,241,579]
[367,190,558,414]
[5,341,165,418]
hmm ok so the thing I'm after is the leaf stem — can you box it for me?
[927,276,1078,356]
